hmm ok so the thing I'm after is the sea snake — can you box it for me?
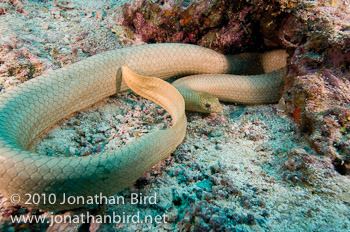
[0,43,287,210]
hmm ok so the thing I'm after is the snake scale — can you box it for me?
[0,43,287,210]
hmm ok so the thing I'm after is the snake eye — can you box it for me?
[205,103,211,108]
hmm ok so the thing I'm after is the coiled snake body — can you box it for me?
[0,43,287,210]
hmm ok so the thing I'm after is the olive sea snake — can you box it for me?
[0,43,287,210]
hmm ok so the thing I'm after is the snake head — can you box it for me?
[174,85,222,113]
[196,91,222,113]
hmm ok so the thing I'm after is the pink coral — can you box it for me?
[121,0,286,53]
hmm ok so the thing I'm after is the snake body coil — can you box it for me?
[0,43,287,210]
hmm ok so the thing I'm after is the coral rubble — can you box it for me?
[280,1,350,172]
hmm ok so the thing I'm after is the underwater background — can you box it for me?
[0,0,349,231]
